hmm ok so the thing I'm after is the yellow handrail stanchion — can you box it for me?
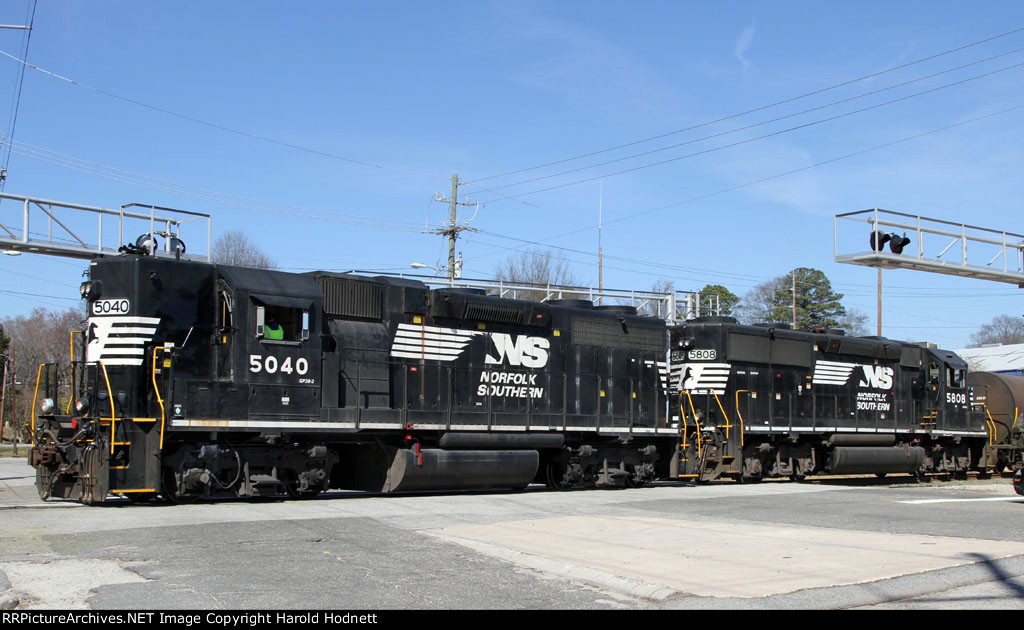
[97,362,117,454]
[683,391,702,459]
[30,363,46,445]
[711,391,731,442]
[734,390,749,448]
[65,330,83,414]
[152,346,168,450]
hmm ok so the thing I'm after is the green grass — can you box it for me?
[0,444,29,458]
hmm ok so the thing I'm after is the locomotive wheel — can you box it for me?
[161,467,198,504]
[35,465,53,501]
[545,461,575,491]
[285,485,323,500]
[625,465,647,488]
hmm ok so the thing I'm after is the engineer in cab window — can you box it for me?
[265,319,284,340]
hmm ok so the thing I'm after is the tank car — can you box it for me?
[28,253,678,503]
[668,317,995,482]
[967,371,1024,472]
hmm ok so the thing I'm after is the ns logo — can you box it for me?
[485,333,550,368]
[858,365,894,389]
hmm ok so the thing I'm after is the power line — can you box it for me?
[478,45,1024,195]
[3,137,446,234]
[487,103,1024,251]
[478,60,1024,203]
[464,103,1024,286]
[0,48,448,182]
[467,26,1024,185]
[1,0,37,191]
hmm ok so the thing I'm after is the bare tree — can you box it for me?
[2,307,85,443]
[837,308,870,336]
[212,229,277,269]
[734,276,787,324]
[637,279,675,317]
[494,249,581,301]
[969,314,1024,347]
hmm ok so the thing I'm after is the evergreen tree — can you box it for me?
[697,284,740,317]
[766,267,846,330]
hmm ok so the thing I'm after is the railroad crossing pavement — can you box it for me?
[2,456,1024,610]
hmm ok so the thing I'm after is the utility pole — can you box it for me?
[0,354,8,448]
[598,180,603,305]
[792,271,797,329]
[9,340,16,456]
[877,266,883,336]
[434,174,475,286]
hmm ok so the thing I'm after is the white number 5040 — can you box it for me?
[249,354,309,376]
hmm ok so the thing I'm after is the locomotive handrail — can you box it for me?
[711,391,732,443]
[677,403,689,452]
[97,361,116,454]
[64,330,83,415]
[679,391,702,459]
[734,390,749,448]
[982,407,998,446]
[151,346,169,450]
[30,362,47,446]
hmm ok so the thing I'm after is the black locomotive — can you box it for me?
[26,252,1019,503]
[668,318,1001,482]
[30,254,675,502]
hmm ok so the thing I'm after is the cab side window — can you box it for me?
[948,368,964,388]
[255,303,310,343]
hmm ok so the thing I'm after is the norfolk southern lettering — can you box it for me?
[477,370,545,398]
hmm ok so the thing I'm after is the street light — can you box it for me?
[410,262,441,272]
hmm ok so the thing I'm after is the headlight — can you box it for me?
[75,399,89,414]
[39,398,54,414]
[79,280,102,301]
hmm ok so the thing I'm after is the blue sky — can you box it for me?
[0,1,1022,348]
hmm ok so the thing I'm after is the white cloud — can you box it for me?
[734,22,757,71]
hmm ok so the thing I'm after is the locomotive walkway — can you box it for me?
[1,457,1022,610]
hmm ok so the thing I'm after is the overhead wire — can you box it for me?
[2,137,447,234]
[0,48,448,182]
[466,26,1024,185]
[477,60,1024,203]
[472,102,1024,261]
[464,103,1024,290]
[1,0,37,193]
[477,45,1024,195]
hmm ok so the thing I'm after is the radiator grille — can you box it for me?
[571,317,664,351]
[318,277,383,319]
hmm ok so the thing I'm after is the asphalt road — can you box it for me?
[1,457,1023,611]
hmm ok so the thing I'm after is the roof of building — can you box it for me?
[954,343,1024,373]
